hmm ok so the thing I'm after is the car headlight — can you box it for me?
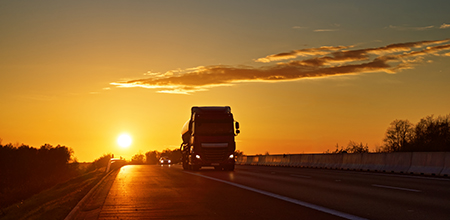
[195,155,201,159]
[168,160,171,163]
[229,154,234,159]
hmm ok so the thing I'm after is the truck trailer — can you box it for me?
[180,106,240,171]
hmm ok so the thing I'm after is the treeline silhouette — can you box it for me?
[0,143,77,207]
[146,148,182,164]
[326,141,370,154]
[129,148,182,164]
[89,153,113,171]
[327,114,450,153]
[382,114,450,152]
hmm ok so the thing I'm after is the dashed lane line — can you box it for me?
[186,172,369,220]
[371,184,422,193]
[290,174,312,178]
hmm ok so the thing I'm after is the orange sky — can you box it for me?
[1,1,450,162]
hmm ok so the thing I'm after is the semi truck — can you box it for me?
[180,106,240,171]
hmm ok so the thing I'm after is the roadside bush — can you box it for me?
[0,143,77,207]
[87,154,112,171]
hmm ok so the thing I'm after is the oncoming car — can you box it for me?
[159,156,171,165]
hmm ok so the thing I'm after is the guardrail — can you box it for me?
[106,158,127,173]
[236,152,450,176]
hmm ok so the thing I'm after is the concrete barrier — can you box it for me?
[280,154,291,166]
[382,152,412,173]
[441,152,450,176]
[258,155,286,166]
[263,155,272,166]
[243,156,249,165]
[239,152,450,177]
[248,156,255,165]
[256,155,265,166]
[341,154,363,170]
[290,154,303,167]
[408,152,445,176]
[273,155,283,166]
[301,154,315,167]
[360,153,387,172]
[252,156,260,165]
[236,155,247,165]
[312,154,327,168]
[324,154,343,169]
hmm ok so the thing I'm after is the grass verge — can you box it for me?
[0,169,105,220]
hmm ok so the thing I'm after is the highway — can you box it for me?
[95,165,450,220]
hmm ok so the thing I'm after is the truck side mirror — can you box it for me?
[236,130,240,134]
[235,122,240,129]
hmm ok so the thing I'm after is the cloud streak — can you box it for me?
[313,29,339,32]
[111,39,450,94]
[388,25,435,31]
[440,23,450,29]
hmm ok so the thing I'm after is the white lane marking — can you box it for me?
[186,172,368,220]
[338,170,450,182]
[290,174,312,178]
[371,184,422,193]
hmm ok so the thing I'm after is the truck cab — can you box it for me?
[180,106,240,171]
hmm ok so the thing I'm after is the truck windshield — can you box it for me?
[194,121,234,135]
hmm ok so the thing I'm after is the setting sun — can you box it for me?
[117,134,132,148]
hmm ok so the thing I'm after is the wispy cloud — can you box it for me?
[111,39,450,94]
[292,26,308,29]
[440,23,450,29]
[255,45,352,63]
[388,25,435,31]
[389,23,450,30]
[313,29,339,32]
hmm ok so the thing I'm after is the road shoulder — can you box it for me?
[67,169,120,220]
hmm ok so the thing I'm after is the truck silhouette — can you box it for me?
[180,106,240,171]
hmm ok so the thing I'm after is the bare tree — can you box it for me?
[325,142,369,154]
[383,119,414,152]
[347,141,369,153]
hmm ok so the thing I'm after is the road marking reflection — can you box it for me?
[371,184,422,193]
[290,174,312,178]
[186,172,368,220]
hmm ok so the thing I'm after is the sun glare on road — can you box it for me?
[117,134,132,148]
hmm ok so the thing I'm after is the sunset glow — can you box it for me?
[1,1,449,162]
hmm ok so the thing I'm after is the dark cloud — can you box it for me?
[111,39,450,94]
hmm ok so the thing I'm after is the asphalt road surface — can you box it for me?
[96,165,450,220]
